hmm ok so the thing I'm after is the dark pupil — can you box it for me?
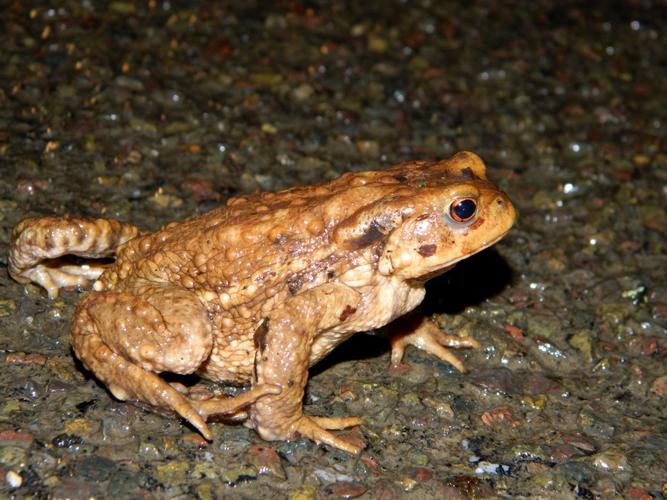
[453,199,476,220]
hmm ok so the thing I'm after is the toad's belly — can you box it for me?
[196,335,256,383]
[308,278,426,366]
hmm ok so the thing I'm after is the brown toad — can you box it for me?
[8,151,515,453]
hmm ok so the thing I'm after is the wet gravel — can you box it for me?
[1,1,666,498]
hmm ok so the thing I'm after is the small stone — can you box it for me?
[151,190,183,208]
[0,300,17,317]
[374,479,402,500]
[259,123,278,136]
[511,444,548,461]
[155,460,190,486]
[109,2,135,14]
[245,444,285,479]
[470,368,516,395]
[521,372,562,395]
[520,393,547,410]
[195,481,217,500]
[182,178,219,203]
[649,375,667,396]
[72,455,119,482]
[52,433,83,450]
[137,442,162,460]
[322,481,368,498]
[367,34,388,52]
[549,443,581,462]
[0,446,28,467]
[577,407,615,438]
[625,486,654,499]
[568,329,594,362]
[221,465,256,486]
[561,433,596,452]
[46,358,83,382]
[596,303,635,324]
[0,399,21,416]
[474,461,505,475]
[191,461,218,481]
[632,154,651,167]
[64,418,96,437]
[443,474,494,497]
[396,477,418,491]
[406,451,430,466]
[359,455,381,476]
[355,140,380,158]
[50,478,102,499]
[503,324,524,341]
[480,406,520,428]
[400,392,421,407]
[0,430,33,447]
[292,83,314,101]
[289,485,317,500]
[250,73,283,87]
[591,449,630,472]
[6,470,23,488]
[423,398,455,419]
[402,466,433,482]
[525,312,561,339]
[180,433,208,447]
[5,352,47,365]
[651,302,667,320]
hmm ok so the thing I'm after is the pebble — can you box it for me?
[292,83,314,101]
[245,444,285,479]
[0,446,27,468]
[5,469,22,488]
[155,460,190,486]
[0,300,17,317]
[355,140,380,158]
[221,465,256,486]
[0,430,33,447]
[321,481,367,498]
[289,485,317,500]
[474,461,510,475]
[591,449,631,472]
[649,375,667,396]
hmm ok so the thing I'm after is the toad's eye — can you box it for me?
[449,197,477,222]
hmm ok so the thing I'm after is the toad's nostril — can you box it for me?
[496,198,504,206]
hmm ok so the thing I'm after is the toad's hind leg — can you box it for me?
[8,216,140,298]
[71,284,278,439]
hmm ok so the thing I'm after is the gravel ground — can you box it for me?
[0,1,665,498]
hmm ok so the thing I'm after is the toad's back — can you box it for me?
[101,155,497,309]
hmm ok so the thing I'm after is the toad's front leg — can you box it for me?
[250,284,364,454]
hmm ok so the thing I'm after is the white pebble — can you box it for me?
[6,470,23,488]
[474,461,501,475]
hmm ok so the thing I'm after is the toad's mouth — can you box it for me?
[413,227,513,282]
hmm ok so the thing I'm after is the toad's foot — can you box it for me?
[291,415,365,454]
[391,317,480,372]
[168,383,280,422]
[191,384,281,421]
[13,263,109,299]
[8,216,140,298]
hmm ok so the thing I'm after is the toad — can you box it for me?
[8,151,515,453]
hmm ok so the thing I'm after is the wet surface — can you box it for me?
[1,1,665,498]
